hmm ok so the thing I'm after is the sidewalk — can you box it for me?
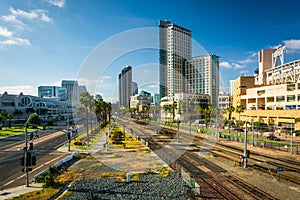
[0,124,113,199]
[0,183,43,200]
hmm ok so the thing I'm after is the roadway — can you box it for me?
[0,125,84,190]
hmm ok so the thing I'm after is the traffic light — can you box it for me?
[26,152,32,166]
[31,155,36,166]
[20,156,25,166]
[67,131,71,140]
[29,143,33,151]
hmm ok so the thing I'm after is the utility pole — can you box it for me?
[252,116,254,146]
[290,118,293,154]
[67,114,70,152]
[243,121,248,168]
[25,122,29,187]
[215,108,218,141]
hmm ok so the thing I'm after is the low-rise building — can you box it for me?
[0,92,72,122]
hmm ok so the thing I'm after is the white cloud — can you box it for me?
[101,75,111,79]
[240,70,249,75]
[44,0,66,8]
[0,37,31,46]
[0,26,13,37]
[219,61,231,68]
[9,7,39,20]
[1,14,25,29]
[232,63,245,69]
[6,7,53,23]
[0,85,36,96]
[238,58,254,64]
[283,39,300,50]
[40,12,53,23]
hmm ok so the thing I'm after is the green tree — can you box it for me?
[235,104,245,121]
[95,98,111,125]
[226,105,235,120]
[79,91,91,146]
[0,110,9,129]
[28,113,42,126]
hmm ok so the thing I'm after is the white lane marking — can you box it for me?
[3,154,67,187]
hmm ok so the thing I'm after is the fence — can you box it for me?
[219,133,299,154]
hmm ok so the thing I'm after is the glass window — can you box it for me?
[276,96,285,102]
[287,95,295,102]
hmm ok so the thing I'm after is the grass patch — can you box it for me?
[11,188,60,200]
[0,126,42,138]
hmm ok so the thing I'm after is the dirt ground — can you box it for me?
[205,139,300,200]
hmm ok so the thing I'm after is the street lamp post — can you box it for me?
[251,116,254,146]
[243,121,248,168]
[24,113,38,187]
[24,122,29,187]
[290,118,294,154]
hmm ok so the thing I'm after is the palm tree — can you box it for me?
[235,104,245,121]
[0,110,10,129]
[226,105,235,121]
[79,91,91,147]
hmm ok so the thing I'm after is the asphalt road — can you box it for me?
[0,127,83,190]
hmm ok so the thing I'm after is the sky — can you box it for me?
[1,0,300,102]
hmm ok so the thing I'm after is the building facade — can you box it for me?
[218,94,231,110]
[231,46,300,130]
[160,93,209,122]
[159,20,191,98]
[229,80,236,96]
[61,80,78,106]
[132,82,138,95]
[0,92,72,122]
[185,54,220,107]
[38,86,67,100]
[118,66,132,108]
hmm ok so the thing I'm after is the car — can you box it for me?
[267,135,280,141]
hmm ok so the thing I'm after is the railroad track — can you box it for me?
[224,175,278,200]
[116,120,282,199]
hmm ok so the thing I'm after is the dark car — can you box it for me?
[267,135,280,141]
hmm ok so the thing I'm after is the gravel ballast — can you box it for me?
[62,172,193,200]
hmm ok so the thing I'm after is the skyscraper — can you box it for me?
[118,66,132,108]
[61,80,78,106]
[185,54,220,107]
[132,81,138,95]
[159,20,191,98]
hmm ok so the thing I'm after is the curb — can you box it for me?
[33,151,80,182]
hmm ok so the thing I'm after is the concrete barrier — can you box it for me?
[33,151,80,182]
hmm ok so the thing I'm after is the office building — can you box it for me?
[77,85,87,97]
[132,82,138,95]
[159,20,191,98]
[61,80,78,106]
[229,80,236,96]
[118,66,132,108]
[38,86,67,100]
[185,54,220,107]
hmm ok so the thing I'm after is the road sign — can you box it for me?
[277,167,283,174]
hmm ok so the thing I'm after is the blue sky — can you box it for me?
[1,0,300,102]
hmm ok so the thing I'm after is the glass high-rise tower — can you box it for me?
[159,20,191,98]
[118,66,132,108]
